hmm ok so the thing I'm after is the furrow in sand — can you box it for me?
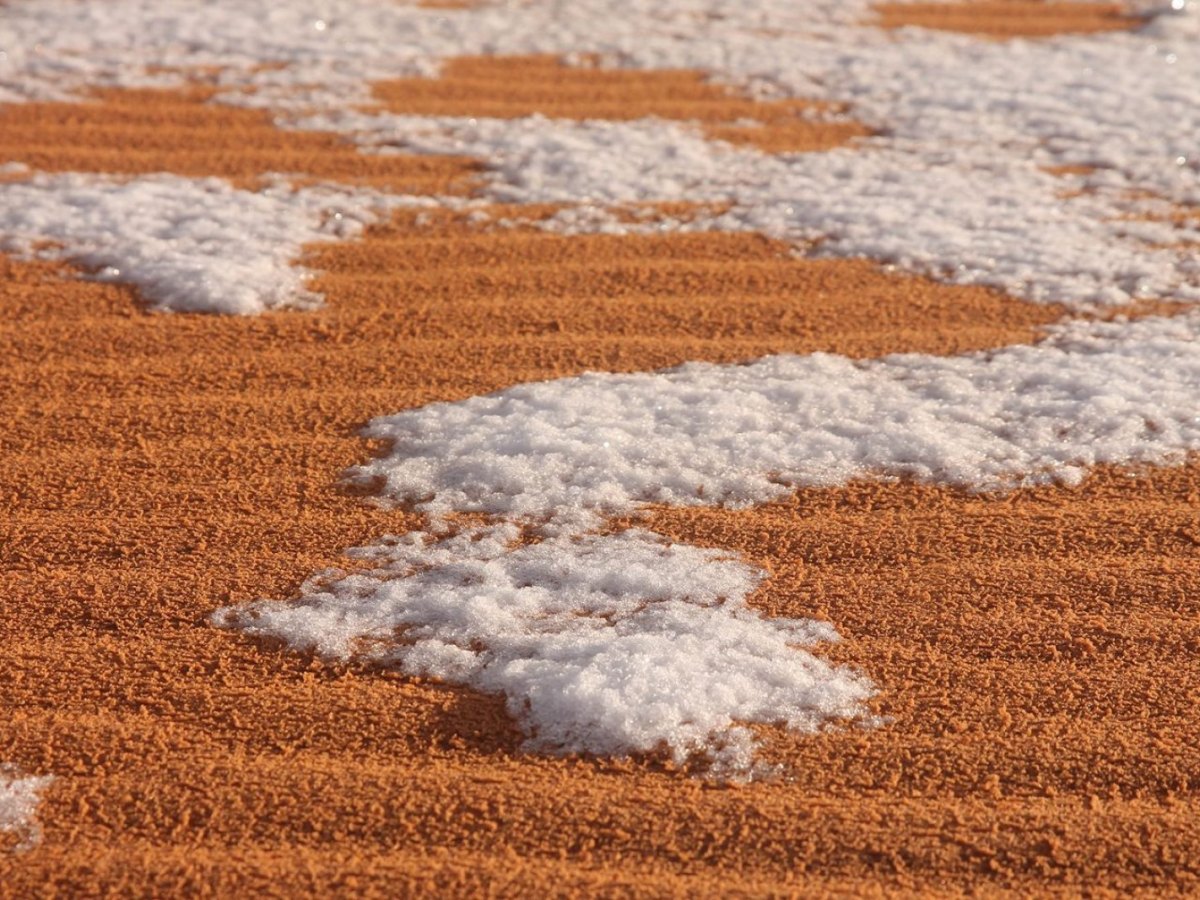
[875,1,1142,37]
[0,87,481,192]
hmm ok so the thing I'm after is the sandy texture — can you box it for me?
[0,207,1074,894]
[875,1,1139,36]
[0,87,481,192]
[3,4,1198,895]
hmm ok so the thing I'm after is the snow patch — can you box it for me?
[215,525,872,774]
[1,2,1198,308]
[1,1,1198,308]
[0,766,53,853]
[316,113,1200,308]
[0,0,871,108]
[351,312,1200,527]
[0,173,426,313]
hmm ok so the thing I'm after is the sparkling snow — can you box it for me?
[215,525,873,773]
[351,312,1200,527]
[0,767,52,853]
[0,174,426,313]
[217,312,1200,769]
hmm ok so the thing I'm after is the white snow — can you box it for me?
[350,312,1200,527]
[0,0,868,109]
[0,174,425,313]
[215,525,873,773]
[0,1,1198,308]
[322,113,1200,308]
[0,766,52,853]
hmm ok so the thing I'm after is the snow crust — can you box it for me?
[0,766,52,853]
[0,174,419,313]
[352,313,1200,526]
[216,525,872,772]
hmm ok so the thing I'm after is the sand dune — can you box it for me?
[3,1,1198,895]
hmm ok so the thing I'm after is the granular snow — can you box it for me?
[0,766,53,853]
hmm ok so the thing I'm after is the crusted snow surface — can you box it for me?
[352,312,1200,525]
[0,766,53,853]
[216,525,873,773]
[0,174,422,313]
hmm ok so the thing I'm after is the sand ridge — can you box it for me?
[875,1,1141,37]
[0,86,481,193]
[371,55,872,155]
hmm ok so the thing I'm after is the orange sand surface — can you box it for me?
[0,87,480,193]
[3,2,1198,896]
[876,1,1140,36]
